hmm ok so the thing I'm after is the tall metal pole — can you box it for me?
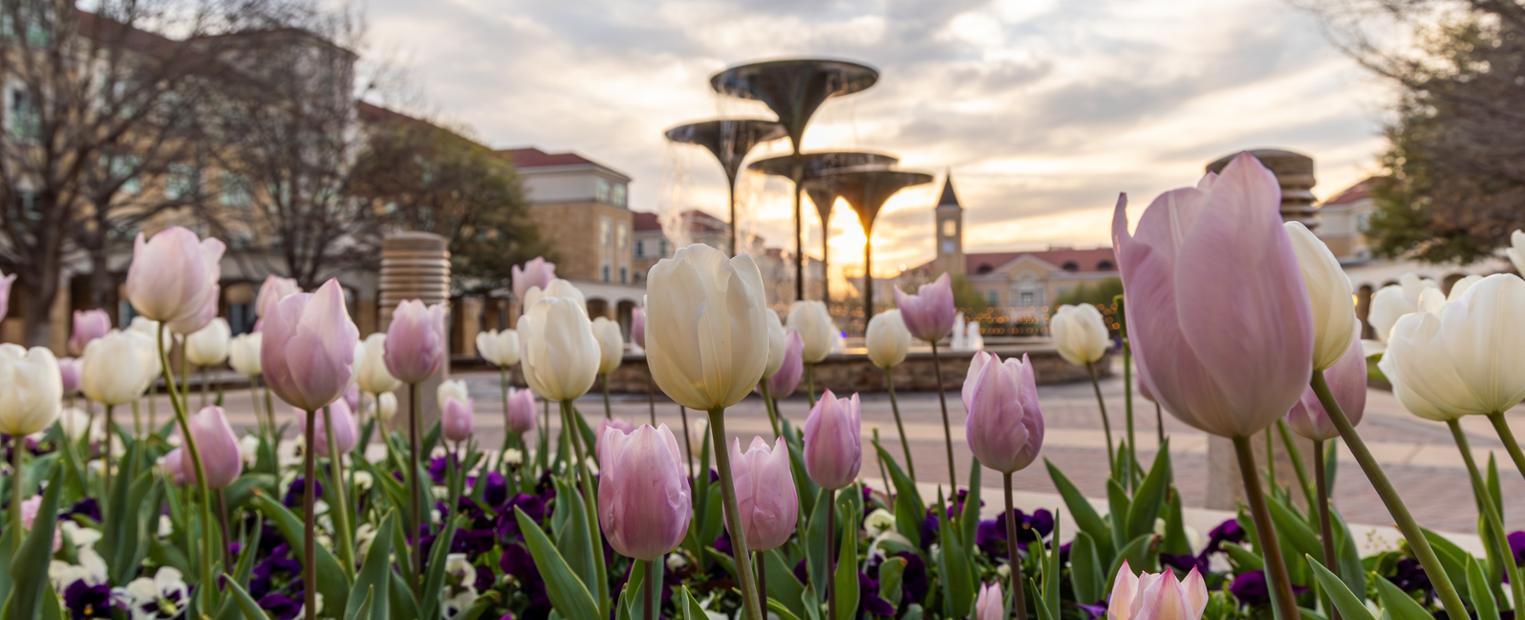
[729,182,739,257]
[793,151,805,301]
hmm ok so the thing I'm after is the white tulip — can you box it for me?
[591,317,624,375]
[81,330,159,406]
[58,407,93,441]
[1367,274,1438,343]
[1050,304,1109,367]
[0,344,62,436]
[185,318,231,367]
[762,311,788,378]
[1381,274,1525,419]
[1447,275,1482,301]
[1509,229,1524,275]
[437,379,470,408]
[520,297,600,402]
[786,300,836,364]
[476,329,520,367]
[228,333,262,377]
[865,310,911,369]
[522,279,586,314]
[1284,222,1357,370]
[354,333,401,395]
[645,244,770,411]
[376,391,398,424]
[128,316,173,357]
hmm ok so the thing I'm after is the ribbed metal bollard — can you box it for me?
[380,232,451,431]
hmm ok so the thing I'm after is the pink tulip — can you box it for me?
[256,275,300,319]
[1286,335,1366,441]
[631,307,646,349]
[766,331,804,398]
[160,448,189,485]
[442,394,474,443]
[0,269,13,323]
[595,417,636,454]
[729,437,798,551]
[261,279,359,411]
[974,582,1003,620]
[1108,560,1209,620]
[804,389,862,490]
[505,387,536,434]
[597,424,692,561]
[58,357,82,394]
[18,496,60,552]
[182,406,243,489]
[383,300,446,384]
[1112,153,1314,438]
[962,352,1045,473]
[343,382,361,412]
[168,283,221,335]
[894,273,956,343]
[312,399,360,456]
[512,257,557,302]
[69,309,111,356]
[125,227,225,328]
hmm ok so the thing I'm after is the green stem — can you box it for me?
[1276,420,1317,510]
[1312,440,1340,620]
[826,485,837,620]
[1085,362,1117,475]
[1154,401,1164,446]
[408,383,423,595]
[102,404,114,501]
[601,373,612,420]
[929,341,958,503]
[646,373,657,426]
[323,406,356,578]
[1004,472,1029,620]
[8,434,22,544]
[1231,435,1300,620]
[303,407,317,620]
[562,400,609,615]
[679,406,693,480]
[1265,425,1278,491]
[707,407,764,620]
[500,367,513,455]
[760,381,783,439]
[1446,419,1525,607]
[157,323,216,610]
[884,369,916,481]
[646,557,658,620]
[1123,341,1136,490]
[1312,370,1469,619]
[1485,412,1525,484]
[805,364,817,406]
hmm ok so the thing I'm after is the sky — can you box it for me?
[365,0,1397,280]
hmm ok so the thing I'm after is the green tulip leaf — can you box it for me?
[1,467,63,619]
[1070,531,1104,604]
[1044,459,1113,560]
[1374,574,1437,620]
[1125,441,1171,540]
[248,493,351,613]
[1305,554,1374,620]
[1466,556,1500,620]
[222,576,274,620]
[515,507,601,620]
[346,511,397,620]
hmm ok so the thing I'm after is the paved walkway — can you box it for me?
[192,371,1523,534]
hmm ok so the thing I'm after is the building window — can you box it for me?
[595,177,611,203]
[941,240,955,254]
[602,264,611,282]
[619,266,628,283]
[635,239,645,257]
[1061,261,1079,272]
[985,290,997,305]
[599,217,612,246]
[166,163,198,201]
[220,173,252,208]
[659,239,669,256]
[617,223,628,250]
[941,219,957,237]
[107,155,142,194]
[611,182,627,207]
[6,83,38,140]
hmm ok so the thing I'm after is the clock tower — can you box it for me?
[933,170,965,276]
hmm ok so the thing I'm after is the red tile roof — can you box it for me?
[631,210,728,233]
[633,211,661,231]
[1322,177,1375,206]
[496,147,598,168]
[964,247,1117,275]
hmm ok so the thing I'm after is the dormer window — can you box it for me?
[1096,260,1114,271]
[1061,261,1079,272]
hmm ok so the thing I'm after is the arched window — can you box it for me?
[941,219,957,237]
[976,264,994,275]
[1096,260,1114,271]
[1061,261,1079,272]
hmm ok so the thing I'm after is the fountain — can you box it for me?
[711,59,879,300]
[806,166,932,320]
[748,151,898,301]
[663,119,787,255]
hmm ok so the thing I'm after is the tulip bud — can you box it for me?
[512,257,557,303]
[343,382,360,412]
[256,275,300,319]
[355,333,401,395]
[69,309,111,356]
[438,380,474,443]
[962,352,1045,473]
[597,424,691,561]
[81,330,159,405]
[1509,229,1524,276]
[183,406,243,489]
[895,273,956,343]
[804,389,862,489]
[520,297,601,402]
[160,448,189,485]
[476,329,520,367]
[1287,331,1366,441]
[57,407,92,441]
[125,227,225,329]
[630,308,647,349]
[1050,304,1109,367]
[761,311,788,378]
[505,387,536,434]
[229,333,262,378]
[384,300,446,384]
[58,357,82,394]
[767,332,805,398]
[974,583,1003,620]
[1367,273,1438,344]
[786,300,836,364]
[595,417,636,454]
[0,269,12,323]
[376,392,398,424]
[1107,560,1209,620]
[729,437,798,551]
[521,278,585,312]
[1381,274,1525,419]
[186,318,232,367]
[168,286,220,336]
[261,279,359,412]
[865,310,912,370]
[592,317,625,375]
[1283,222,1357,371]
[0,345,61,436]
[646,245,770,411]
[311,399,359,457]
[129,316,172,357]
[1113,154,1314,439]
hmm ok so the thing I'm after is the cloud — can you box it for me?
[366,0,1393,278]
